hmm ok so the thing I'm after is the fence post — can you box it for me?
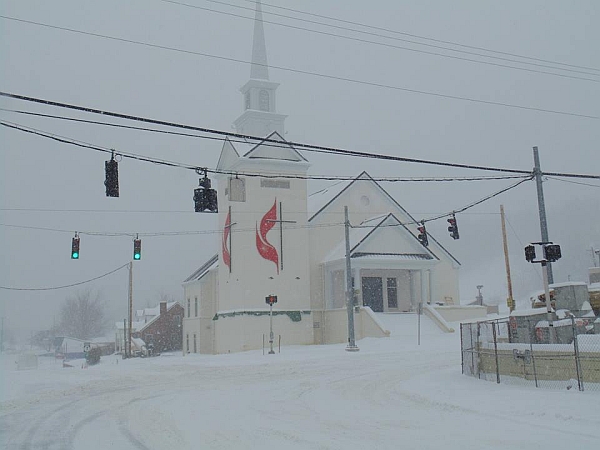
[460,324,464,375]
[469,323,479,377]
[571,316,584,392]
[476,323,481,379]
[529,322,539,388]
[492,321,500,384]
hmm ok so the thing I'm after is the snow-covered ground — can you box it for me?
[1,314,598,449]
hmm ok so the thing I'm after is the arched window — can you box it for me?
[259,89,270,111]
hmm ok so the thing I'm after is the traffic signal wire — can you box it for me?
[2,91,598,180]
[0,262,130,291]
[0,119,532,182]
[0,16,598,119]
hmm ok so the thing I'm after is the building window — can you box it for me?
[194,297,198,317]
[229,177,246,202]
[193,334,197,353]
[387,278,398,309]
[259,89,269,111]
[245,91,251,110]
[186,334,189,353]
[187,298,191,317]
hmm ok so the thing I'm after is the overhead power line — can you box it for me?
[546,176,600,188]
[1,97,598,180]
[0,262,130,291]
[0,119,530,182]
[242,0,600,73]
[1,16,598,119]
[157,0,599,82]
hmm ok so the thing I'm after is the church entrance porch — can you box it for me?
[329,268,423,313]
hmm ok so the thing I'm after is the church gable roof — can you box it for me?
[216,137,241,171]
[324,213,439,262]
[310,172,460,266]
[243,131,307,162]
[308,172,411,222]
[322,213,437,263]
[183,254,219,284]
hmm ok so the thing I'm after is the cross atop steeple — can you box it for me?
[250,0,269,81]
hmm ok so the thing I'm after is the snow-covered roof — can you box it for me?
[139,302,178,318]
[510,308,550,317]
[549,281,588,288]
[183,254,219,283]
[307,172,460,266]
[115,321,146,331]
[242,132,308,162]
[322,213,435,264]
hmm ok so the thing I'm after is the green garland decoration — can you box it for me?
[212,310,311,322]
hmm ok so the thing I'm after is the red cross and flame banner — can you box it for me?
[222,210,231,271]
[256,199,279,274]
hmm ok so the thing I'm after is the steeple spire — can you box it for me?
[250,1,269,80]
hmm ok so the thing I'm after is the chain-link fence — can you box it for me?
[461,314,600,391]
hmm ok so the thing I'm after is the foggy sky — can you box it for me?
[1,0,599,339]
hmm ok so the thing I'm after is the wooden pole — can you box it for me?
[500,205,515,312]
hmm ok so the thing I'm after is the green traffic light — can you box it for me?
[134,253,141,260]
[72,252,79,259]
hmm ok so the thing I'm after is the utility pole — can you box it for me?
[500,205,515,312]
[344,206,359,352]
[533,146,554,284]
[0,317,4,353]
[128,261,133,358]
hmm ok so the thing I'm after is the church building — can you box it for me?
[182,1,460,354]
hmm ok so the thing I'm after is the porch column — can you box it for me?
[428,269,434,305]
[409,270,416,311]
[420,269,430,305]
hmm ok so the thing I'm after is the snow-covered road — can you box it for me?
[2,314,599,449]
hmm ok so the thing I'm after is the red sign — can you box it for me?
[256,199,279,273]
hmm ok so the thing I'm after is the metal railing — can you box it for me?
[461,315,600,391]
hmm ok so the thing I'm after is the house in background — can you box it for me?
[115,301,184,354]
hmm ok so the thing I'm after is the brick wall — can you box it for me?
[138,302,184,353]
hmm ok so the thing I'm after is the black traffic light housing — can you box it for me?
[133,238,142,260]
[525,242,562,263]
[105,152,119,197]
[417,222,429,247]
[447,214,459,240]
[544,244,562,262]
[525,245,536,262]
[71,234,80,259]
[265,295,278,305]
[194,169,218,213]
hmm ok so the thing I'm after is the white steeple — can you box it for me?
[233,0,287,138]
[250,0,269,81]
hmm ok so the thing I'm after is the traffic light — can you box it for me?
[417,222,429,247]
[104,152,119,197]
[524,245,536,262]
[194,170,218,213]
[71,234,80,259]
[544,244,562,262]
[265,295,278,305]
[447,214,459,240]
[133,238,142,260]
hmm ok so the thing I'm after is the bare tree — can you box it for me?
[58,290,107,339]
